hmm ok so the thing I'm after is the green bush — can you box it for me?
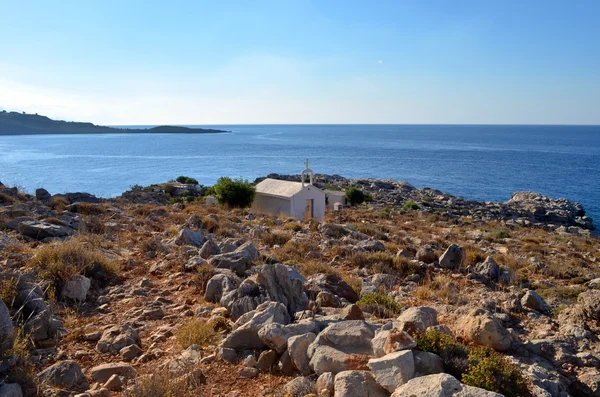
[415,329,532,397]
[176,175,199,184]
[346,187,366,206]
[213,177,256,208]
[403,200,420,210]
[463,348,532,397]
[357,292,402,317]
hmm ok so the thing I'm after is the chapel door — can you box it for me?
[304,199,314,221]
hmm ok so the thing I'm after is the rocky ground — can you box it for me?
[0,178,599,397]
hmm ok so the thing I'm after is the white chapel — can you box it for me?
[252,160,326,221]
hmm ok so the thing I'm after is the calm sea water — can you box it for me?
[1,125,599,221]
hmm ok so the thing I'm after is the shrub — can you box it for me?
[346,187,366,206]
[176,176,198,185]
[31,239,119,287]
[212,177,256,208]
[403,200,420,210]
[50,196,69,212]
[462,348,532,397]
[415,330,532,396]
[0,192,16,204]
[176,318,216,349]
[69,202,106,215]
[122,368,203,397]
[357,292,402,317]
[193,266,215,294]
[261,231,292,247]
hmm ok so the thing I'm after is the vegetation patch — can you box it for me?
[261,231,292,247]
[415,329,531,397]
[403,200,420,210]
[0,277,19,307]
[357,292,402,317]
[176,175,199,184]
[176,318,217,349]
[31,239,120,287]
[213,177,256,208]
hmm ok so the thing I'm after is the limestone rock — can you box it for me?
[334,370,389,397]
[475,257,500,280]
[439,244,465,269]
[357,239,386,252]
[258,320,317,354]
[96,324,141,355]
[0,298,14,356]
[37,360,87,390]
[60,275,91,302]
[220,301,290,351]
[305,273,359,303]
[175,228,205,247]
[199,239,220,259]
[578,290,600,321]
[5,217,76,240]
[256,263,309,317]
[288,332,317,376]
[416,245,437,264]
[391,373,503,396]
[282,376,316,397]
[308,320,375,375]
[367,350,415,392]
[90,362,137,383]
[316,372,335,395]
[413,351,445,376]
[455,309,511,352]
[204,272,240,303]
[397,306,438,334]
[521,290,551,313]
[209,241,259,275]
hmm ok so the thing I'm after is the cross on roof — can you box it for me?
[305,158,309,169]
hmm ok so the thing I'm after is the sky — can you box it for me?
[0,0,599,125]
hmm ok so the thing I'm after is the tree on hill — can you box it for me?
[346,187,366,206]
[213,177,256,208]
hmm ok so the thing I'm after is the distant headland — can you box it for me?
[0,111,228,135]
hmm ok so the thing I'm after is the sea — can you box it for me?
[1,124,599,222]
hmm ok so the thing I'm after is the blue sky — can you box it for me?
[0,0,599,124]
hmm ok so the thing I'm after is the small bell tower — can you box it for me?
[301,158,314,187]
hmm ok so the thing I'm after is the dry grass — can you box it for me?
[261,231,292,247]
[69,202,107,215]
[50,196,69,212]
[30,239,120,286]
[193,265,215,294]
[298,260,339,278]
[0,277,19,307]
[415,274,462,304]
[123,368,205,397]
[176,318,217,349]
[0,192,16,203]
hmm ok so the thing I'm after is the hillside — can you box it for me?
[0,111,227,135]
[0,179,599,396]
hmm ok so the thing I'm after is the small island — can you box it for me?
[0,111,228,135]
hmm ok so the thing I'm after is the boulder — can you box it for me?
[0,232,19,250]
[5,217,76,240]
[475,257,500,280]
[220,279,267,321]
[372,328,416,357]
[96,325,141,355]
[282,376,316,397]
[316,372,335,395]
[455,309,511,352]
[308,320,375,375]
[0,383,22,397]
[305,273,359,303]
[208,241,259,275]
[258,321,317,354]
[578,290,600,321]
[288,332,317,376]
[64,192,99,203]
[367,350,415,392]
[35,188,51,202]
[60,275,91,302]
[220,301,290,351]
[521,290,551,313]
[256,263,309,317]
[439,244,465,269]
[24,308,64,342]
[334,370,389,397]
[204,272,240,303]
[357,239,386,252]
[175,228,205,248]
[340,304,364,320]
[199,239,220,259]
[90,362,137,383]
[37,360,87,390]
[361,274,397,296]
[0,298,14,356]
[416,246,437,264]
[391,373,503,396]
[396,306,438,334]
[413,351,445,376]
